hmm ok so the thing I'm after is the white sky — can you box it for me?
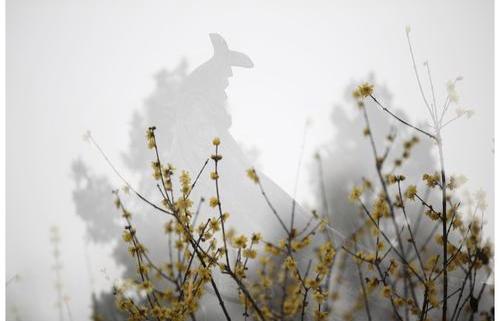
[6,0,493,320]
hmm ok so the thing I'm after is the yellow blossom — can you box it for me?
[313,290,327,304]
[212,137,221,146]
[353,82,374,99]
[209,197,219,208]
[137,265,149,275]
[251,233,262,244]
[372,196,389,219]
[246,168,259,183]
[146,127,156,149]
[122,230,134,243]
[349,186,363,202]
[233,235,248,249]
[305,278,319,289]
[179,170,191,194]
[366,278,379,292]
[114,197,121,209]
[197,267,211,281]
[381,285,392,298]
[425,209,440,221]
[209,220,220,232]
[404,185,417,200]
[140,280,154,293]
[386,174,397,185]
[121,209,131,219]
[243,249,257,259]
[423,173,440,188]
[284,256,297,270]
[176,198,193,211]
[314,310,328,321]
[151,161,161,180]
[164,221,174,234]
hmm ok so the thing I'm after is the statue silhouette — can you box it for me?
[182,33,253,101]
[147,34,315,238]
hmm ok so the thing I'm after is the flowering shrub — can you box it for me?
[338,29,493,320]
[341,82,493,321]
[110,127,336,321]
[107,111,492,321]
[93,29,493,321]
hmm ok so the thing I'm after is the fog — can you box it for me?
[6,0,493,320]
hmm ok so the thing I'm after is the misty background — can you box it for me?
[6,0,493,320]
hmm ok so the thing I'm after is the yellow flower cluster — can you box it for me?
[108,121,495,321]
[349,185,363,202]
[246,167,260,184]
[146,127,156,149]
[404,185,417,200]
[353,82,374,99]
[422,172,440,188]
